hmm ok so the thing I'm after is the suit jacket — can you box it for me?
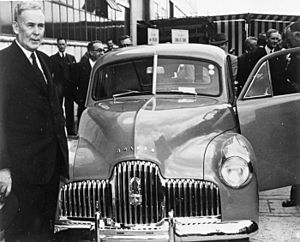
[236,52,255,94]
[70,59,92,108]
[0,41,69,185]
[284,53,300,93]
[249,47,267,70]
[50,52,76,101]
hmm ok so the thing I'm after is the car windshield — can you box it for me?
[92,56,221,100]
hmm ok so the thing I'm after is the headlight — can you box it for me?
[219,136,253,188]
[219,156,252,188]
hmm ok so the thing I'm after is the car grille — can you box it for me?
[59,161,221,225]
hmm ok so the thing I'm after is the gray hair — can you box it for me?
[14,1,43,22]
[266,28,279,38]
[244,36,257,51]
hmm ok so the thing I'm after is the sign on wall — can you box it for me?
[148,28,159,45]
[171,29,189,44]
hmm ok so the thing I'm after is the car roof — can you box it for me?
[94,43,227,68]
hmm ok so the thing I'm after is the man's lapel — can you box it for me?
[12,42,48,94]
[37,52,52,84]
[66,53,74,64]
[37,52,56,96]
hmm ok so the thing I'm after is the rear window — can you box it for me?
[92,56,221,100]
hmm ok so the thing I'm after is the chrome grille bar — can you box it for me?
[143,163,148,223]
[59,161,221,224]
[127,162,132,224]
[138,162,143,223]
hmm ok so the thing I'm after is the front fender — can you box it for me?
[204,131,259,224]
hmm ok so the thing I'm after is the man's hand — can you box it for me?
[0,169,12,199]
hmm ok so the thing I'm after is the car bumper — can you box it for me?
[55,213,258,242]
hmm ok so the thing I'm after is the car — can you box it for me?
[54,44,300,242]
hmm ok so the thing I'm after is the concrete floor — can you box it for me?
[251,186,300,242]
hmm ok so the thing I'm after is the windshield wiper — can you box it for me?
[112,90,152,100]
[158,90,198,96]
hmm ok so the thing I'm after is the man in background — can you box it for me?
[236,36,257,94]
[71,40,105,128]
[106,39,118,52]
[119,35,132,48]
[0,1,69,241]
[250,28,280,68]
[282,20,300,207]
[51,37,77,135]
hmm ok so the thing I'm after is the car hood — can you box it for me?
[72,96,236,181]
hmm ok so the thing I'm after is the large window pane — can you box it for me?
[44,1,54,37]
[60,4,68,38]
[68,3,75,40]
[52,2,61,37]
[0,2,13,34]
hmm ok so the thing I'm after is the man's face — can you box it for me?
[107,40,114,48]
[57,39,67,52]
[267,32,280,49]
[12,9,45,52]
[89,43,105,61]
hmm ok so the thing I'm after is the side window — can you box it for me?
[244,50,300,99]
[244,61,272,98]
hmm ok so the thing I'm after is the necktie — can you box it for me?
[31,52,39,69]
[31,52,47,84]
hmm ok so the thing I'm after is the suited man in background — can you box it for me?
[71,40,105,128]
[236,36,257,95]
[281,20,300,207]
[0,2,69,241]
[51,37,77,135]
[249,29,280,70]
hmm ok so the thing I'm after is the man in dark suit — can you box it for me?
[51,37,77,135]
[0,2,69,241]
[249,28,280,71]
[281,20,300,207]
[236,36,257,95]
[71,40,105,127]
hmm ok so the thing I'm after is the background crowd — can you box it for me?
[50,34,132,136]
[210,27,299,96]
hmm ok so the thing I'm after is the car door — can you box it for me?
[236,47,300,191]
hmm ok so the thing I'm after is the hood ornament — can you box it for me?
[129,177,142,206]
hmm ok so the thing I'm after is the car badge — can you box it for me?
[129,177,142,206]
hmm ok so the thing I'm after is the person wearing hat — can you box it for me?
[210,33,238,89]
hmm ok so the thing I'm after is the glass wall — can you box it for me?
[0,0,128,43]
